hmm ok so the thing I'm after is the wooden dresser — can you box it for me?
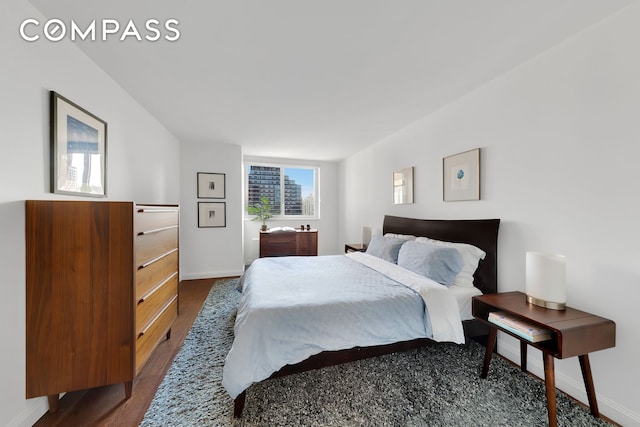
[259,229,318,257]
[25,200,179,412]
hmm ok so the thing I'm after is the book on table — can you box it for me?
[488,311,552,343]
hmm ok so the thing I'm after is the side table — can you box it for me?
[344,243,367,253]
[472,291,615,427]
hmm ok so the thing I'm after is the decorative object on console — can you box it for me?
[443,148,480,201]
[393,166,414,204]
[525,251,566,310]
[247,196,272,231]
[197,172,225,199]
[198,201,226,228]
[50,91,107,197]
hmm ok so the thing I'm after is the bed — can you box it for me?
[225,215,500,417]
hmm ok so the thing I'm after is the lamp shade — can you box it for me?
[362,226,372,246]
[525,251,566,310]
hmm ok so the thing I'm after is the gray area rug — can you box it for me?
[142,278,612,426]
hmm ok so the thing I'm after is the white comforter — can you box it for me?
[222,252,464,399]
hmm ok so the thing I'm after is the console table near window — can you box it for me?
[472,291,615,427]
[259,229,317,257]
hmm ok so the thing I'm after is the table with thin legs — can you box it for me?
[472,292,615,427]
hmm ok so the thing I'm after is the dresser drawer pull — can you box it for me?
[139,248,178,269]
[137,225,178,236]
[138,295,178,338]
[137,272,178,305]
[137,208,179,213]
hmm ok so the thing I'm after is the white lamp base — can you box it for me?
[526,294,566,310]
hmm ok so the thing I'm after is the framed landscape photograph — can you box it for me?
[50,91,107,197]
[197,172,225,199]
[443,148,480,201]
[198,202,226,227]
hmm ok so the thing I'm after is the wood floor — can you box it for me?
[34,278,221,427]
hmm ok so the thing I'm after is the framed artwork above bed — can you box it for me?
[443,148,480,201]
[393,167,414,204]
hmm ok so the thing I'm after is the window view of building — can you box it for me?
[247,164,316,217]
[247,166,282,214]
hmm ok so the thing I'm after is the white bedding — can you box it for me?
[222,252,469,399]
[449,284,483,320]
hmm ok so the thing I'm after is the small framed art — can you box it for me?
[198,202,226,227]
[50,91,107,197]
[443,148,480,201]
[393,166,414,204]
[197,172,225,199]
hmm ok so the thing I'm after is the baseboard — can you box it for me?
[180,270,243,281]
[7,397,49,427]
[497,335,640,427]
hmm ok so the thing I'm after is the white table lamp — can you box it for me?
[525,251,566,310]
[362,226,372,246]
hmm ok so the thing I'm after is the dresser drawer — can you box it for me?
[136,250,178,301]
[296,231,317,256]
[135,227,178,267]
[260,232,296,257]
[260,241,297,256]
[136,273,178,336]
[135,206,178,235]
[136,296,178,374]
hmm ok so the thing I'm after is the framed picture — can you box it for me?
[393,166,414,204]
[198,202,226,227]
[197,172,225,198]
[50,91,107,197]
[443,148,480,201]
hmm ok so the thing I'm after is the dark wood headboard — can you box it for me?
[382,215,500,295]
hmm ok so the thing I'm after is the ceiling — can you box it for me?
[29,0,634,161]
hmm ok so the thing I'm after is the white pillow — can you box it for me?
[415,237,486,288]
[383,233,416,241]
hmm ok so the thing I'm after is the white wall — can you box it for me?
[180,140,244,279]
[340,4,640,426]
[181,149,341,277]
[243,157,340,264]
[0,2,181,426]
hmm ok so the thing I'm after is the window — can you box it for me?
[246,162,318,218]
